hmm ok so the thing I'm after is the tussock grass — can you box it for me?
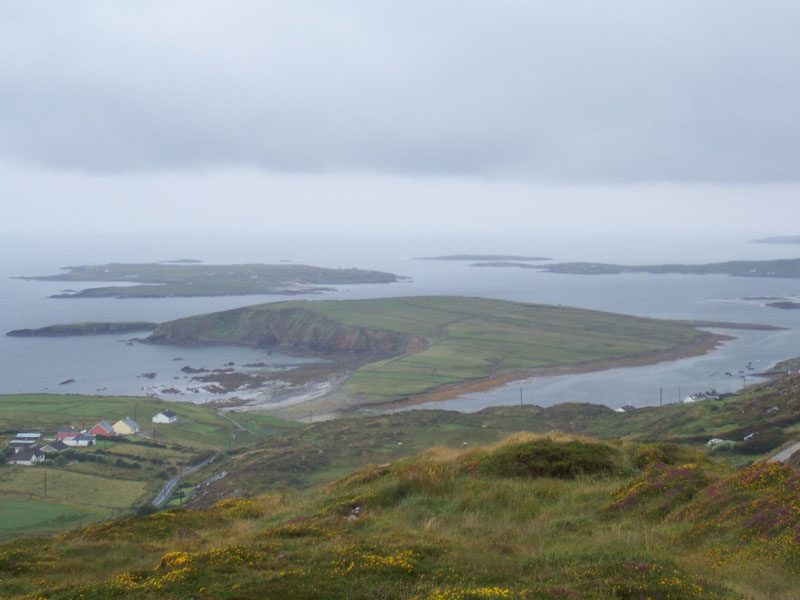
[1,435,799,598]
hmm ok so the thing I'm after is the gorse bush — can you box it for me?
[631,442,704,469]
[469,438,617,479]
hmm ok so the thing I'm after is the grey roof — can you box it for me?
[8,447,45,462]
[10,438,38,447]
[41,440,69,452]
[117,417,139,428]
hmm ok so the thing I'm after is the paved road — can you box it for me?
[768,441,800,463]
[151,454,218,507]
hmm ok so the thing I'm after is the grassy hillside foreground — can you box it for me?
[1,434,798,599]
[148,296,714,404]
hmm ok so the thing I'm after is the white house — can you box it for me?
[7,447,46,465]
[63,432,96,447]
[152,410,178,424]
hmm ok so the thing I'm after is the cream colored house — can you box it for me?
[113,417,140,436]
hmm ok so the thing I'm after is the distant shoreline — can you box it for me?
[374,330,734,409]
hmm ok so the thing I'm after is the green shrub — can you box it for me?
[472,439,617,479]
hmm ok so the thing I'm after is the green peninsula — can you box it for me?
[17,262,402,298]
[147,296,718,406]
[535,257,800,278]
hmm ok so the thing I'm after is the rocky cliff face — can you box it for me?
[147,306,427,355]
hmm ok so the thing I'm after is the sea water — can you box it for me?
[0,231,798,409]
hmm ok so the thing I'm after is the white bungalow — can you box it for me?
[63,432,96,447]
[7,447,46,465]
[152,410,178,424]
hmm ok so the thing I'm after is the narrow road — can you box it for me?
[151,454,218,507]
[768,441,800,463]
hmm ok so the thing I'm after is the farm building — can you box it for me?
[9,432,42,452]
[56,427,80,441]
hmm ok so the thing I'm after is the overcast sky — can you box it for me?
[1,1,799,235]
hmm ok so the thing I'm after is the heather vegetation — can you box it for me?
[2,374,800,596]
[1,434,797,599]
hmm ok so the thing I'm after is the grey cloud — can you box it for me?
[1,1,799,182]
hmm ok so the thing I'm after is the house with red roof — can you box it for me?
[56,427,79,441]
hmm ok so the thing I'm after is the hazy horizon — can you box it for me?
[2,2,800,236]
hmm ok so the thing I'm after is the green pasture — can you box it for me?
[0,497,104,541]
[332,297,702,401]
[181,296,707,403]
[0,466,147,510]
[0,394,294,450]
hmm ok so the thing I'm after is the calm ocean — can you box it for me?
[1,231,798,409]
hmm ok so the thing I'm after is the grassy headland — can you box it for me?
[146,296,719,406]
[17,262,402,298]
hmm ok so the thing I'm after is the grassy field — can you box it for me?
[0,467,148,542]
[185,374,800,502]
[0,497,105,540]
[0,393,298,540]
[150,296,709,403]
[0,393,293,450]
[0,435,796,598]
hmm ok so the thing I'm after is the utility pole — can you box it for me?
[520,387,523,406]
[44,469,47,498]
[660,388,663,407]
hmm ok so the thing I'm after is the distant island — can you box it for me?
[470,261,541,269]
[419,254,550,261]
[532,257,800,278]
[7,321,157,337]
[16,262,403,298]
[752,235,800,244]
